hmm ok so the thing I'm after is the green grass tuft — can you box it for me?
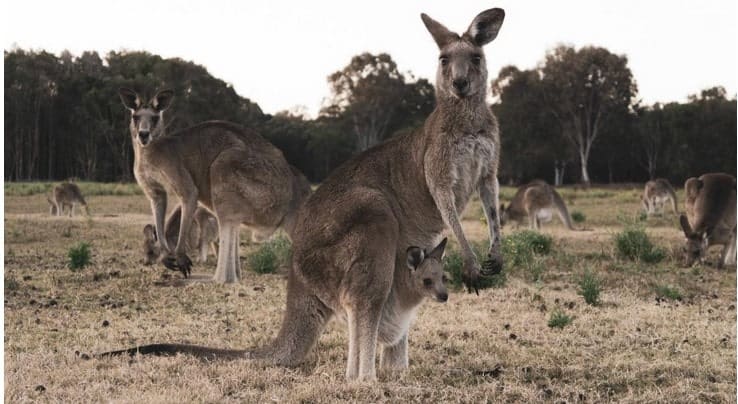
[548,309,572,329]
[613,225,665,263]
[655,284,682,301]
[247,235,292,274]
[578,270,601,305]
[67,242,91,271]
[571,211,586,223]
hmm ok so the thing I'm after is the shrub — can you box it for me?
[502,230,553,267]
[578,270,601,305]
[68,242,91,271]
[655,284,682,301]
[613,226,665,263]
[548,309,572,329]
[247,235,292,274]
[445,246,507,290]
[5,277,20,291]
[571,211,586,223]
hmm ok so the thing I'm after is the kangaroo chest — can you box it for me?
[449,134,496,209]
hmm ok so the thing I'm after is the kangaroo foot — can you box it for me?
[161,253,193,278]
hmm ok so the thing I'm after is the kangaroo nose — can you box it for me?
[452,79,469,92]
[437,292,448,302]
[139,131,150,143]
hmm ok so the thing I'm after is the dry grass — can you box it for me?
[4,185,736,403]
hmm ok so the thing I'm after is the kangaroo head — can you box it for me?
[406,238,449,303]
[421,8,504,101]
[679,214,707,266]
[119,88,174,147]
[142,224,160,265]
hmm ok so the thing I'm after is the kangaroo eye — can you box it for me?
[151,116,159,126]
[442,275,448,284]
[472,55,482,65]
[440,56,449,66]
[423,278,433,287]
[133,115,141,124]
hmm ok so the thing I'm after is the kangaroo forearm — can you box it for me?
[480,178,502,247]
[150,196,168,252]
[176,198,197,254]
[435,194,475,260]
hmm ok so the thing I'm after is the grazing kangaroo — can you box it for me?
[500,180,575,230]
[679,173,736,269]
[48,182,88,217]
[98,9,506,381]
[142,206,219,266]
[642,178,678,216]
[98,239,450,369]
[119,88,312,282]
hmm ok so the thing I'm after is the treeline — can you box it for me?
[4,47,736,185]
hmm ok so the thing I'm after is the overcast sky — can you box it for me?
[4,0,736,116]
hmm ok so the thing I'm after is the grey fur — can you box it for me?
[48,182,88,217]
[642,178,678,216]
[142,206,219,266]
[680,173,736,268]
[500,180,575,230]
[119,88,312,281]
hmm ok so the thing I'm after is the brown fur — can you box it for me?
[99,9,505,382]
[642,178,678,216]
[500,180,575,230]
[679,173,736,268]
[142,206,219,266]
[48,182,88,217]
[119,88,311,282]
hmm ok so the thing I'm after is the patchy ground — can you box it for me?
[4,184,736,403]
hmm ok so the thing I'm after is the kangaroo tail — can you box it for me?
[552,189,576,230]
[95,343,249,361]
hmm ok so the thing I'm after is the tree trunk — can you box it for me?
[579,149,591,185]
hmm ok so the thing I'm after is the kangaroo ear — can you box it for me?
[421,13,459,49]
[464,8,505,47]
[679,214,695,238]
[406,246,425,270]
[119,87,141,111]
[428,237,448,260]
[152,89,174,112]
[684,177,703,199]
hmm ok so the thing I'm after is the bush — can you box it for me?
[445,245,507,290]
[247,235,292,274]
[68,242,91,271]
[571,211,586,223]
[613,226,665,263]
[502,230,553,267]
[655,284,682,301]
[578,270,601,305]
[548,309,572,329]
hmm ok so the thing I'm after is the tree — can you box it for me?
[323,53,434,151]
[540,46,637,184]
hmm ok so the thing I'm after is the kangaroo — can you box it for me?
[679,173,736,269]
[119,88,312,282]
[500,180,575,230]
[97,9,506,381]
[642,178,678,216]
[48,182,88,217]
[142,206,219,266]
[98,239,450,369]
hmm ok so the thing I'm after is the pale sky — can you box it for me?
[4,0,736,116]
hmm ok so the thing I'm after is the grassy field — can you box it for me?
[4,183,736,403]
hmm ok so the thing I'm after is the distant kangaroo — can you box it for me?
[48,182,88,217]
[99,239,450,371]
[500,180,576,230]
[142,206,219,266]
[99,9,505,381]
[642,178,678,216]
[119,88,312,282]
[679,173,736,269]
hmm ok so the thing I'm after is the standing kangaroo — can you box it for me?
[48,182,89,217]
[119,88,312,282]
[679,173,736,269]
[500,180,576,230]
[142,206,219,266]
[97,9,506,381]
[642,178,678,216]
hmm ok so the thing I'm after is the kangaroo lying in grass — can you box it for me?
[142,206,218,266]
[679,172,736,269]
[500,180,576,230]
[98,238,450,372]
